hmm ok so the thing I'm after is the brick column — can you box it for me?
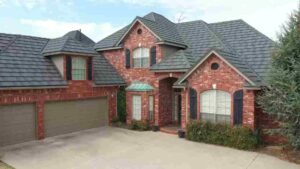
[36,99,45,139]
[243,89,255,130]
[181,89,188,129]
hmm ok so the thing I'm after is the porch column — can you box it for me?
[181,89,188,129]
[243,89,256,130]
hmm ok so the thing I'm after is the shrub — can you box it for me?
[186,121,259,150]
[117,87,127,123]
[129,120,150,131]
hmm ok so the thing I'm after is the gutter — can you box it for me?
[0,85,68,90]
[95,46,123,52]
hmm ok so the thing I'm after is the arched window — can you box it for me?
[133,47,149,68]
[200,90,231,124]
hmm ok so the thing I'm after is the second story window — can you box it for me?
[133,48,149,68]
[72,56,86,80]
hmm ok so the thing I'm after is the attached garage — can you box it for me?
[0,104,36,147]
[44,97,108,137]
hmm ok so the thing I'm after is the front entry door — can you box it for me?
[173,93,182,125]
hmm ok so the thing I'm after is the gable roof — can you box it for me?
[175,49,261,87]
[94,12,275,86]
[150,50,193,72]
[94,12,187,51]
[0,32,125,89]
[42,30,98,56]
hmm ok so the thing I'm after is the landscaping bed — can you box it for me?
[186,121,259,150]
[258,146,300,164]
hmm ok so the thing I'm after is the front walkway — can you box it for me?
[0,127,299,169]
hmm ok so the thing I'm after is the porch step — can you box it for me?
[160,127,178,135]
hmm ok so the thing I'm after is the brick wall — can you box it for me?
[183,54,256,129]
[0,81,118,139]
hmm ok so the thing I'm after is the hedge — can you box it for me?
[186,121,259,150]
[129,120,150,131]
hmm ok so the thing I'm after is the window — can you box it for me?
[72,56,87,80]
[200,90,231,124]
[132,95,142,120]
[133,48,149,68]
[149,96,154,121]
[211,63,219,70]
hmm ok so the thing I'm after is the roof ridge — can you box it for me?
[0,32,49,40]
[208,19,243,25]
[0,35,19,54]
[202,21,233,52]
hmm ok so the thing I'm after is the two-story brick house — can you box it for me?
[95,12,277,138]
[0,12,280,147]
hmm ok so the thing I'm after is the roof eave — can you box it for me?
[156,41,187,49]
[0,85,68,90]
[95,46,123,52]
[177,50,256,86]
[93,83,126,87]
[43,51,98,57]
[150,68,188,73]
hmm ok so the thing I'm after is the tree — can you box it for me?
[258,5,300,149]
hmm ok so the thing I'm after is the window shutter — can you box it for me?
[125,49,131,68]
[87,57,93,80]
[189,88,197,119]
[66,56,72,80]
[234,90,243,125]
[150,46,156,66]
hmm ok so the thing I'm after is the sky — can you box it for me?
[0,0,298,42]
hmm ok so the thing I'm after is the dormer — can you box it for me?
[42,30,96,81]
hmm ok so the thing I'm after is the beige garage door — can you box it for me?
[0,104,36,147]
[44,98,108,137]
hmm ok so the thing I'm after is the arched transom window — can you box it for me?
[200,90,231,124]
[133,47,149,68]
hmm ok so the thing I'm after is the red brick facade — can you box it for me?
[102,21,184,126]
[0,60,118,140]
[183,54,256,129]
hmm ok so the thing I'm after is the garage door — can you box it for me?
[44,98,108,137]
[0,104,36,147]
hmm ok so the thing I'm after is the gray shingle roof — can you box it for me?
[94,12,275,86]
[42,30,97,56]
[0,33,67,88]
[150,50,193,71]
[93,55,125,86]
[94,12,186,50]
[209,20,275,79]
[0,32,125,88]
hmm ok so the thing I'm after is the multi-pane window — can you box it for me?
[72,56,86,80]
[200,90,231,124]
[148,96,154,121]
[133,48,149,68]
[132,95,142,120]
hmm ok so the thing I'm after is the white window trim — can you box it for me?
[200,90,231,123]
[71,56,87,80]
[133,48,149,68]
[132,95,142,120]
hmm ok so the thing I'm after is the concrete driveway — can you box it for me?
[0,127,299,169]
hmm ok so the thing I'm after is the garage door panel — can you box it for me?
[44,98,108,137]
[0,104,36,147]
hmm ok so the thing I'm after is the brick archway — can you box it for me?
[157,77,179,126]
